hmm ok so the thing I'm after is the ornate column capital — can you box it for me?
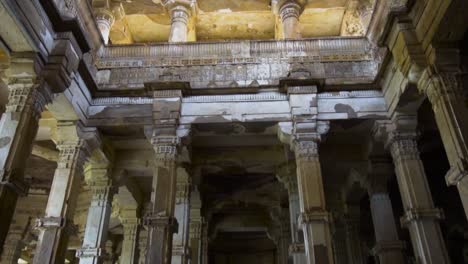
[400,208,444,227]
[371,240,406,256]
[298,211,331,225]
[143,214,178,233]
[279,1,303,21]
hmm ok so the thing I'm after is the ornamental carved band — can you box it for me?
[76,247,103,258]
[57,141,88,169]
[152,136,180,162]
[6,83,49,119]
[289,243,305,254]
[388,133,419,160]
[279,2,302,21]
[34,217,66,230]
[400,208,445,226]
[294,140,319,161]
[298,211,330,225]
[144,214,178,232]
[425,70,460,110]
[170,6,190,24]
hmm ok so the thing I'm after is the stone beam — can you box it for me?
[85,90,387,127]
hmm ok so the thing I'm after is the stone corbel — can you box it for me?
[42,32,82,93]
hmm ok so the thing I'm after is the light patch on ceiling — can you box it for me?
[300,7,346,37]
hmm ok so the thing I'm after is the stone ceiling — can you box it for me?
[106,0,375,44]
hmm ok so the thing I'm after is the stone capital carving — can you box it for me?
[75,247,104,258]
[95,8,115,25]
[371,240,406,256]
[143,215,178,233]
[276,163,297,193]
[289,243,305,254]
[298,211,331,225]
[400,208,444,227]
[151,135,181,163]
[279,1,303,21]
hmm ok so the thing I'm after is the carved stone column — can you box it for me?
[163,1,193,43]
[33,122,94,264]
[0,231,23,264]
[418,59,468,220]
[294,136,334,264]
[102,240,115,264]
[277,164,306,264]
[172,168,191,264]
[367,159,406,264]
[95,8,115,45]
[378,115,450,264]
[77,161,114,264]
[343,205,365,264]
[144,89,183,264]
[201,222,209,264]
[278,0,303,39]
[286,85,333,264]
[189,187,202,264]
[0,56,50,252]
[120,217,139,264]
[137,228,148,264]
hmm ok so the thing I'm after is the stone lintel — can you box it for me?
[400,208,445,227]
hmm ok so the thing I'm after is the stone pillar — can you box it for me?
[201,222,209,264]
[77,161,114,264]
[164,1,192,43]
[0,56,50,252]
[294,136,334,264]
[137,228,148,264]
[102,240,115,264]
[172,168,191,264]
[189,187,203,264]
[285,85,333,264]
[418,60,468,220]
[0,231,23,264]
[367,159,406,264]
[120,216,139,264]
[95,8,115,45]
[381,115,450,264]
[144,89,183,264]
[277,164,306,264]
[278,0,303,39]
[343,205,365,264]
[33,122,94,264]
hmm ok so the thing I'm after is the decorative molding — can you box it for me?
[400,208,444,226]
[96,38,373,68]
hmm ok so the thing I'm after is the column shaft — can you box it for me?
[145,136,179,264]
[172,168,191,264]
[344,206,364,264]
[0,60,49,252]
[33,123,89,264]
[121,219,139,264]
[388,131,449,264]
[419,68,468,219]
[189,187,203,264]
[279,2,302,39]
[77,166,113,264]
[95,9,115,45]
[294,139,334,264]
[369,192,405,264]
[168,6,190,43]
[0,232,23,264]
